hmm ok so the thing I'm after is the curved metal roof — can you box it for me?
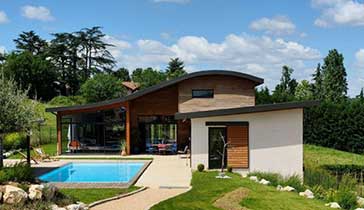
[46,70,264,113]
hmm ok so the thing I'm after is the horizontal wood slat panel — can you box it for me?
[227,125,249,168]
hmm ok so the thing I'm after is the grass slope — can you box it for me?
[151,171,330,210]
[59,186,139,204]
[304,144,364,167]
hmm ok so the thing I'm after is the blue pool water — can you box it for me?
[39,162,145,183]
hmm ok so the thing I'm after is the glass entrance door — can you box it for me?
[208,127,227,169]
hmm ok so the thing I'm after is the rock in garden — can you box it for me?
[281,186,295,192]
[249,176,259,182]
[358,196,364,207]
[299,189,314,199]
[51,204,59,210]
[355,208,364,210]
[3,185,28,204]
[77,202,88,210]
[43,184,58,200]
[259,179,270,185]
[66,204,87,210]
[325,202,341,209]
[28,184,44,200]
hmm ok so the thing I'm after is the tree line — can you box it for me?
[256,49,364,154]
[0,27,187,101]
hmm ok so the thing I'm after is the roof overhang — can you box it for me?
[175,100,320,120]
[46,70,264,113]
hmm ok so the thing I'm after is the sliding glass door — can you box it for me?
[208,127,227,169]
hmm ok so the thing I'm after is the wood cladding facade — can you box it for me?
[227,125,249,168]
[54,73,256,155]
[129,85,189,153]
[178,75,256,113]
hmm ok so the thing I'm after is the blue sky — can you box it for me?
[0,0,364,95]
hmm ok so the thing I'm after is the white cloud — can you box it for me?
[250,16,296,35]
[355,49,364,68]
[21,5,54,21]
[102,35,131,60]
[0,46,6,54]
[104,33,321,88]
[0,11,9,24]
[312,0,364,27]
[153,0,190,4]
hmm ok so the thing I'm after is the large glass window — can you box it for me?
[138,116,177,153]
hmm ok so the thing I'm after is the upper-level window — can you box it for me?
[192,89,214,98]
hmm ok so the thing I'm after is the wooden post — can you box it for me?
[125,102,131,155]
[56,114,62,155]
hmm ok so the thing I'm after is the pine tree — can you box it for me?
[272,65,297,102]
[356,88,364,101]
[13,31,48,55]
[166,58,186,80]
[312,63,323,100]
[322,49,348,102]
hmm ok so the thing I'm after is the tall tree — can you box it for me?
[112,67,130,81]
[2,52,58,100]
[80,73,125,103]
[48,32,81,95]
[0,76,36,167]
[76,26,115,81]
[322,49,348,102]
[13,31,48,55]
[312,63,323,100]
[357,88,364,101]
[255,86,272,105]
[131,67,167,89]
[295,80,313,101]
[166,57,186,80]
[272,65,297,102]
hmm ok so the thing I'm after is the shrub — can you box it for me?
[3,132,26,151]
[281,174,305,192]
[0,163,35,184]
[197,164,205,172]
[49,95,86,106]
[335,174,358,209]
[248,171,282,186]
[304,166,337,189]
[335,190,357,209]
[325,188,337,202]
[227,166,233,173]
[311,185,327,200]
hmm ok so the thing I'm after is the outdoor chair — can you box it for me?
[17,151,39,164]
[69,140,81,152]
[33,147,58,162]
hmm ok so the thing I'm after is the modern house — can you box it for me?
[46,70,317,176]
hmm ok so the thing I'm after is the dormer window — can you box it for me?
[192,89,214,98]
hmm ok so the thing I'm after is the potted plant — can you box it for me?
[120,141,127,156]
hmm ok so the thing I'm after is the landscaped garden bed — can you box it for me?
[151,171,331,210]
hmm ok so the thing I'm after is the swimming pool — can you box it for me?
[39,162,145,183]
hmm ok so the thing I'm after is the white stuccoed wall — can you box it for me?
[190,108,303,177]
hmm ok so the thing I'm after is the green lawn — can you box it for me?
[151,171,330,210]
[59,186,139,204]
[304,144,364,167]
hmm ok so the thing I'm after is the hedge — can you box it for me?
[304,99,364,154]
